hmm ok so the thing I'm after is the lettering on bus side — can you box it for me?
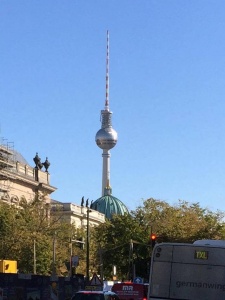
[194,250,208,260]
[122,286,133,291]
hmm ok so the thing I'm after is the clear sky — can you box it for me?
[1,1,225,212]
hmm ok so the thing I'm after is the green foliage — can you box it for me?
[0,196,79,275]
[91,198,225,281]
[133,198,225,243]
[1,196,225,280]
[92,213,150,280]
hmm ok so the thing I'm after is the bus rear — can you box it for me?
[148,241,225,300]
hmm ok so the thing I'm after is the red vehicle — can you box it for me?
[111,283,148,300]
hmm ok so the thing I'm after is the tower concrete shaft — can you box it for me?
[95,31,117,196]
[102,149,110,196]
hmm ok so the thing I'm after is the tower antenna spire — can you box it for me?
[96,31,118,196]
[105,30,110,111]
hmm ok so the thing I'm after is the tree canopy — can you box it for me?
[0,195,83,275]
[0,196,225,281]
[92,198,225,281]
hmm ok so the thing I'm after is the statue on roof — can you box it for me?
[90,200,94,209]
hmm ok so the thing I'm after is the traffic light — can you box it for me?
[151,233,157,248]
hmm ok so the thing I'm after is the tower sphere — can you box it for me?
[95,127,118,150]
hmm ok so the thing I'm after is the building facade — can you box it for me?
[0,142,105,226]
[0,144,56,205]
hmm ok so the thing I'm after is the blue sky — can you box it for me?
[1,1,225,212]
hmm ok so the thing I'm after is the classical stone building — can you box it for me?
[0,141,105,227]
[0,144,56,204]
[51,200,105,227]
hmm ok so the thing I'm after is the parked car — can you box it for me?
[71,290,120,300]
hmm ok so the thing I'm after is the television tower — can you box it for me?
[95,31,118,196]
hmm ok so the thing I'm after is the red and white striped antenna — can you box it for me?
[105,30,110,111]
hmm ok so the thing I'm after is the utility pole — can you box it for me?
[52,232,56,275]
[99,248,104,281]
[33,239,36,275]
[70,238,73,277]
[128,239,133,280]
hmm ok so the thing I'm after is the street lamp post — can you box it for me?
[85,199,92,280]
[86,205,91,279]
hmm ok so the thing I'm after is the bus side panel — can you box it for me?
[149,262,171,298]
[170,263,225,300]
[149,243,225,300]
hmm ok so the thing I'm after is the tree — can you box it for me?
[91,198,225,281]
[132,198,225,243]
[1,196,224,279]
[93,213,150,281]
[0,195,80,275]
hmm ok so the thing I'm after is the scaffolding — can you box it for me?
[0,138,15,200]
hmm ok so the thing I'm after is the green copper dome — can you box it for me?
[91,194,129,220]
